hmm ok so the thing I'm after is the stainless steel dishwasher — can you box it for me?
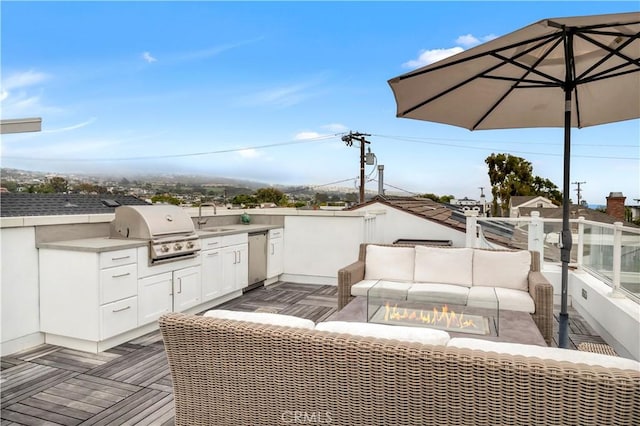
[246,231,268,292]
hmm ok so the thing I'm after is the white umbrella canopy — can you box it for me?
[389,12,640,129]
[388,11,640,348]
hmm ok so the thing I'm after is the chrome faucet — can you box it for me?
[197,203,217,228]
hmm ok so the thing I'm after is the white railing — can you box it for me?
[465,211,640,303]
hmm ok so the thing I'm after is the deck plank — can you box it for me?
[1,283,619,425]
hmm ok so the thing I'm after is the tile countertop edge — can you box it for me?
[37,237,147,252]
[36,224,283,252]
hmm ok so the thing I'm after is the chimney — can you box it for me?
[606,192,626,221]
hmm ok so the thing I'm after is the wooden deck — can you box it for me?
[1,282,611,425]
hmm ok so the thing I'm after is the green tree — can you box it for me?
[34,176,69,193]
[231,194,258,207]
[151,194,181,205]
[255,187,287,206]
[485,153,536,216]
[531,176,562,206]
[420,193,454,203]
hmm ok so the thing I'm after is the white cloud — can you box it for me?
[456,34,479,47]
[2,70,49,90]
[294,131,322,140]
[43,117,97,133]
[142,52,157,63]
[1,89,9,102]
[322,123,348,133]
[238,148,260,158]
[402,47,464,69]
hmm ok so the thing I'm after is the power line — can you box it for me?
[2,133,343,162]
[373,134,640,161]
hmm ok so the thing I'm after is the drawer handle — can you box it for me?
[207,252,219,257]
[111,255,131,261]
[112,272,131,278]
[271,243,275,255]
[207,241,219,246]
[112,305,131,313]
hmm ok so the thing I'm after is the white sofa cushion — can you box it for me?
[364,245,415,282]
[473,250,531,291]
[414,246,473,287]
[350,279,380,297]
[467,286,535,313]
[365,280,411,300]
[408,283,469,305]
[203,309,315,330]
[316,321,450,346]
[447,337,640,371]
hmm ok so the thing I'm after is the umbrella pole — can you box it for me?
[558,29,574,349]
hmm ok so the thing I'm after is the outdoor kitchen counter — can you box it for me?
[195,224,281,237]
[37,237,147,252]
[36,225,281,252]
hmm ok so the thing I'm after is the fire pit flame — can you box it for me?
[383,302,479,331]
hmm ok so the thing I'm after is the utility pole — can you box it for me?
[572,181,586,206]
[342,131,371,204]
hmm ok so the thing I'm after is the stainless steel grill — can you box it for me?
[110,205,201,264]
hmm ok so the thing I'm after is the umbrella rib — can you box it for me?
[395,32,560,81]
[399,35,563,117]
[573,31,640,83]
[472,39,564,129]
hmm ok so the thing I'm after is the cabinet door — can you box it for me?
[234,244,249,290]
[221,246,238,295]
[138,273,172,325]
[174,266,202,312]
[267,237,284,278]
[201,249,223,301]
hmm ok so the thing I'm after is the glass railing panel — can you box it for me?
[581,223,615,283]
[620,229,640,299]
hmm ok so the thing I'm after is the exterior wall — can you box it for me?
[355,203,467,247]
[542,264,639,360]
[1,227,43,354]
[510,197,556,218]
[282,213,364,285]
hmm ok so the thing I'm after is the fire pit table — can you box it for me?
[327,284,547,346]
[366,281,499,336]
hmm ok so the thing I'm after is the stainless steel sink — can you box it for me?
[203,227,235,232]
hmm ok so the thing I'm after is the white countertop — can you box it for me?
[36,224,282,252]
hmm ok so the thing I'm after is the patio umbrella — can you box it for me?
[388,12,640,348]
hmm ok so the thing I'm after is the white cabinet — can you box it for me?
[40,247,139,342]
[173,266,202,311]
[200,233,247,299]
[267,228,284,279]
[201,237,223,302]
[138,265,202,326]
[138,272,172,326]
[221,240,248,292]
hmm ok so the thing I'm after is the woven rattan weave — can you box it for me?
[160,312,639,426]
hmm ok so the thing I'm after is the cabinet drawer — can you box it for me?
[221,233,247,247]
[201,236,222,250]
[100,248,137,269]
[100,296,137,339]
[269,229,283,239]
[100,264,137,304]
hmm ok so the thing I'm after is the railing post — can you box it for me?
[528,211,544,262]
[465,210,478,248]
[576,216,585,270]
[610,221,625,298]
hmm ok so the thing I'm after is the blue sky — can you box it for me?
[1,1,638,205]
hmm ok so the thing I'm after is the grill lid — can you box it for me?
[111,205,195,240]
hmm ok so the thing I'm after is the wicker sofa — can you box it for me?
[159,312,640,426]
[338,244,554,344]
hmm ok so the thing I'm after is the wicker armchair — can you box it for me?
[338,244,554,345]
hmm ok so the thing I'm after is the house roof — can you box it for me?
[347,195,521,247]
[509,195,553,208]
[518,205,638,226]
[0,193,150,217]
